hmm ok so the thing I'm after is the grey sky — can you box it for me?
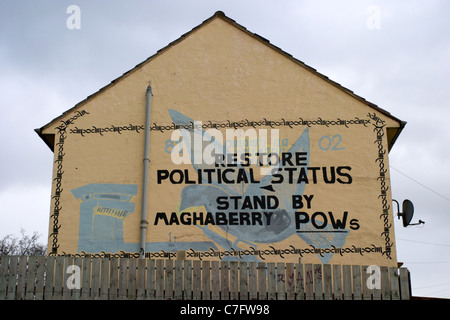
[1,0,449,298]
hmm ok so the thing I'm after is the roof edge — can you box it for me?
[388,120,407,152]
[214,12,404,127]
[36,10,405,143]
[34,128,54,151]
[36,11,225,133]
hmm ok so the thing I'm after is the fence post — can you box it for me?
[109,258,119,300]
[165,259,173,300]
[239,261,248,300]
[44,256,55,300]
[183,260,192,300]
[72,256,82,300]
[332,264,343,300]
[230,261,239,300]
[372,266,382,300]
[362,265,372,300]
[220,261,229,300]
[145,259,155,300]
[202,260,210,300]
[267,263,276,300]
[276,263,286,300]
[25,256,36,300]
[100,257,110,300]
[257,262,267,300]
[16,256,28,300]
[352,265,362,300]
[81,257,92,300]
[0,256,9,299]
[118,258,128,300]
[390,267,400,300]
[380,266,390,300]
[62,256,74,300]
[304,264,314,300]
[314,264,323,300]
[248,262,257,300]
[323,264,332,300]
[155,259,165,299]
[295,263,305,300]
[174,260,183,300]
[91,257,101,300]
[128,258,137,300]
[399,268,411,300]
[342,265,352,300]
[53,256,65,300]
[34,256,46,300]
[6,256,18,300]
[211,261,220,300]
[192,260,201,300]
[285,263,295,300]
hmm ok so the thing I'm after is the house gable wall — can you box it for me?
[41,15,400,266]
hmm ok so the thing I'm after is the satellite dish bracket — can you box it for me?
[393,199,401,220]
[392,199,425,227]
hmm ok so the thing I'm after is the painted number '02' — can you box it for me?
[319,135,345,151]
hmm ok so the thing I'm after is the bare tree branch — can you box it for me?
[0,229,46,256]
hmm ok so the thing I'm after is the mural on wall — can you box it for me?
[60,108,392,263]
[151,110,364,263]
[39,12,400,264]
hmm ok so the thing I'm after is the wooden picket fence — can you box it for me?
[0,255,411,300]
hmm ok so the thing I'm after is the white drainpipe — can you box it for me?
[140,86,152,259]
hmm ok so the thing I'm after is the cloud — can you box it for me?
[0,0,449,298]
[0,184,51,239]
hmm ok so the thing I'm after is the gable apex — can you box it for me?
[35,10,405,151]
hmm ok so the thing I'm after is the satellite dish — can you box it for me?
[393,199,425,227]
[401,199,414,227]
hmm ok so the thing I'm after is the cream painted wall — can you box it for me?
[41,16,401,267]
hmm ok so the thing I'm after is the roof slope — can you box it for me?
[35,11,405,151]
